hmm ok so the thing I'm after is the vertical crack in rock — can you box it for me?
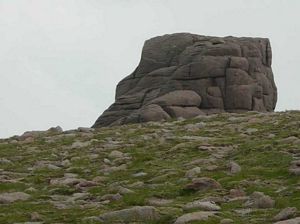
[93,33,277,127]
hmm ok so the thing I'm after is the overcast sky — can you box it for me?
[0,0,299,138]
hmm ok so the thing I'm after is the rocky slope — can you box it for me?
[1,111,300,223]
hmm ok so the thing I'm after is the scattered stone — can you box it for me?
[128,181,144,188]
[289,160,300,175]
[64,173,78,178]
[234,208,253,216]
[32,161,61,171]
[30,212,42,221]
[103,158,112,164]
[229,188,246,198]
[245,128,258,134]
[174,211,217,224]
[88,153,99,160]
[108,150,124,159]
[246,191,275,209]
[132,172,147,177]
[50,177,84,186]
[200,196,225,204]
[183,200,221,211]
[274,217,300,224]
[76,180,97,188]
[100,193,122,202]
[97,206,160,223]
[61,159,71,167]
[70,141,91,149]
[15,222,43,224]
[268,133,276,138]
[92,176,107,183]
[71,192,90,201]
[273,207,298,221]
[48,126,63,133]
[184,122,206,131]
[281,136,299,144]
[220,218,234,224]
[185,177,221,191]
[0,192,30,204]
[47,164,61,170]
[148,198,173,206]
[185,167,201,179]
[229,161,241,174]
[77,127,95,133]
[70,156,81,161]
[0,158,12,164]
[25,187,37,193]
[117,186,134,195]
[205,165,219,171]
[101,164,127,175]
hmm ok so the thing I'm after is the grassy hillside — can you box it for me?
[1,111,300,224]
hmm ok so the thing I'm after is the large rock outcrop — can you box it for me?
[93,33,277,127]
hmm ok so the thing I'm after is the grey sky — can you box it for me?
[0,0,299,138]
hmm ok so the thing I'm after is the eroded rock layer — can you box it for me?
[93,33,277,127]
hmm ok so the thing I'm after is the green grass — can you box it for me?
[1,111,300,223]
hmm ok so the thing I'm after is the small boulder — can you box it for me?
[273,217,300,224]
[185,177,221,191]
[185,167,201,179]
[229,188,246,198]
[174,211,217,224]
[229,161,241,174]
[220,218,234,224]
[47,126,63,133]
[289,160,300,175]
[108,150,124,159]
[77,127,95,133]
[148,198,173,207]
[0,192,30,204]
[273,207,298,221]
[183,200,221,211]
[247,191,275,209]
[30,212,42,221]
[70,141,91,149]
[97,206,160,223]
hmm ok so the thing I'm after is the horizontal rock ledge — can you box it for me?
[93,33,277,127]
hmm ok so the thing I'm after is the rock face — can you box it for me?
[93,33,277,127]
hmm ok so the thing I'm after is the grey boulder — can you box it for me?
[96,206,160,223]
[93,33,277,127]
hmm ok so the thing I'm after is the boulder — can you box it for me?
[273,207,298,222]
[183,200,221,211]
[174,211,217,224]
[0,192,30,204]
[93,33,277,127]
[185,177,221,191]
[96,206,160,223]
[274,217,300,224]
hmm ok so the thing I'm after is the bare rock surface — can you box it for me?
[93,33,277,127]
